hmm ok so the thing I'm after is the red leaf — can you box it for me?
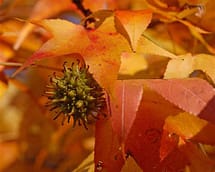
[110,80,144,142]
[95,117,124,172]
[145,78,215,123]
[125,85,182,171]
[159,130,179,161]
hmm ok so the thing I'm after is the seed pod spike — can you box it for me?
[45,62,106,129]
[53,111,62,120]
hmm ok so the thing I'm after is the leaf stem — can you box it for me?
[0,62,22,67]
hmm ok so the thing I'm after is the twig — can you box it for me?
[72,0,92,17]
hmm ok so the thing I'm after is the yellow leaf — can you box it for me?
[164,54,194,79]
[115,10,152,51]
[137,36,177,58]
[164,112,215,144]
[37,19,89,56]
[165,54,215,84]
[119,52,148,75]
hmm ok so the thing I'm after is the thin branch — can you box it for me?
[72,0,92,17]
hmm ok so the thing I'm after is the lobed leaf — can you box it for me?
[165,54,215,85]
[164,112,215,144]
[110,80,144,142]
[145,78,215,123]
[114,10,152,51]
[95,117,124,172]
[119,52,148,75]
[125,84,183,171]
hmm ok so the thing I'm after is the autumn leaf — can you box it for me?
[119,52,148,75]
[145,78,215,122]
[164,112,215,144]
[124,84,184,171]
[159,130,179,161]
[95,117,124,172]
[165,54,215,84]
[110,80,144,142]
[121,156,142,172]
[14,17,131,92]
[13,19,89,76]
[180,142,215,172]
[82,23,131,92]
[136,36,177,58]
[114,10,152,51]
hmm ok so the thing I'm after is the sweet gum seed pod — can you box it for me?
[45,61,106,129]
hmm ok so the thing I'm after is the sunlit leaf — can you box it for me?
[119,52,148,75]
[165,54,215,84]
[115,10,152,51]
[136,36,177,58]
[13,19,90,76]
[164,112,215,144]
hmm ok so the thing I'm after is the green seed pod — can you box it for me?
[45,61,106,129]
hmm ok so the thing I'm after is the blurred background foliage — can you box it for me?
[0,0,215,171]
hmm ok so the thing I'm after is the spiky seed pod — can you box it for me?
[45,62,106,129]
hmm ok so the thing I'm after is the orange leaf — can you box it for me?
[115,10,152,51]
[13,19,90,76]
[164,112,215,144]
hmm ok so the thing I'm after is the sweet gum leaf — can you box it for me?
[13,19,89,76]
[95,117,124,172]
[119,52,148,75]
[114,10,152,51]
[165,54,215,84]
[136,36,177,58]
[82,16,131,92]
[164,112,215,144]
[125,84,182,171]
[145,78,215,122]
[110,80,144,142]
